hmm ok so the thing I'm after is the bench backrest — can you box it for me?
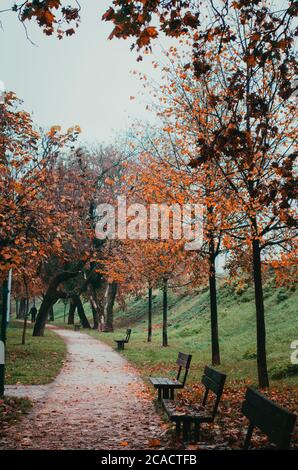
[176,352,192,386]
[242,387,297,449]
[125,329,132,343]
[201,366,227,420]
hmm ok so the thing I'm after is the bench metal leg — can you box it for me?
[162,388,170,399]
[244,423,254,449]
[176,420,181,436]
[158,388,162,401]
[194,422,200,442]
[170,389,174,400]
[182,420,191,442]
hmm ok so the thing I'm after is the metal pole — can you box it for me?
[7,269,12,321]
[0,280,9,396]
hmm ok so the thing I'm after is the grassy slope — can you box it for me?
[6,321,67,385]
[84,281,298,388]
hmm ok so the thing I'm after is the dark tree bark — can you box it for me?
[68,298,76,325]
[105,282,117,332]
[148,286,153,342]
[88,284,101,329]
[90,298,99,329]
[86,278,107,330]
[209,238,220,366]
[63,300,67,323]
[21,297,29,346]
[252,238,269,388]
[15,298,19,318]
[21,277,29,346]
[97,285,107,330]
[245,65,269,389]
[48,305,54,322]
[73,294,91,328]
[17,297,26,319]
[33,270,80,337]
[162,278,168,347]
[34,295,58,336]
[93,281,108,330]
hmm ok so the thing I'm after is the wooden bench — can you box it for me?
[162,366,227,442]
[149,352,192,401]
[242,387,297,449]
[114,328,131,351]
[74,323,81,331]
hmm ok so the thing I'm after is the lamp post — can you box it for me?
[0,269,12,396]
[0,83,12,395]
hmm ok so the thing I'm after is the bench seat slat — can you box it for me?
[176,352,192,368]
[149,377,182,388]
[149,352,192,404]
[201,375,222,395]
[114,329,131,349]
[203,366,226,384]
[162,399,213,422]
[149,378,161,385]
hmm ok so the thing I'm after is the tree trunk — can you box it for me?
[90,299,99,329]
[21,297,29,345]
[88,286,99,329]
[86,280,107,330]
[73,295,91,328]
[48,305,54,322]
[252,238,269,388]
[34,295,57,336]
[162,278,168,347]
[105,282,117,332]
[68,298,76,325]
[94,282,107,331]
[15,298,19,318]
[209,239,220,365]
[63,301,67,323]
[33,270,80,336]
[148,286,153,343]
[17,297,26,319]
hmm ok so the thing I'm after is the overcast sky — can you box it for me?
[0,0,170,145]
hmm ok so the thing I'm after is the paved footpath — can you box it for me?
[0,328,170,450]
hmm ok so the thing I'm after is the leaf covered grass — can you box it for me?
[6,321,66,385]
[0,396,32,432]
[86,281,298,389]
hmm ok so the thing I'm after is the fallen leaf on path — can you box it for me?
[119,441,129,446]
[186,443,199,451]
[148,438,161,448]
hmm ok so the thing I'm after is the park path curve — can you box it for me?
[0,328,169,450]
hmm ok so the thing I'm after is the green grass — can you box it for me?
[84,281,298,389]
[50,299,92,328]
[6,321,67,385]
